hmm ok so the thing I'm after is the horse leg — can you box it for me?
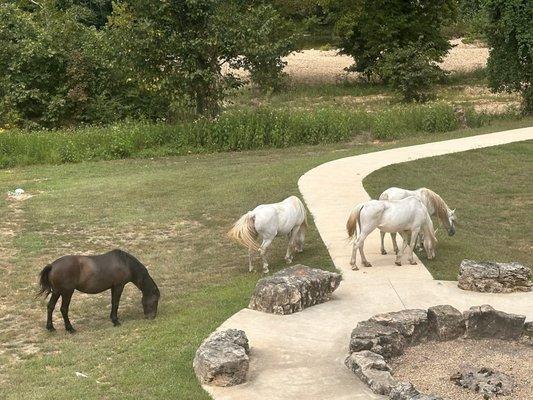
[284,228,299,264]
[380,231,387,255]
[350,239,358,270]
[391,232,400,254]
[395,232,409,266]
[60,290,75,333]
[110,284,124,326]
[248,249,254,273]
[46,292,60,331]
[408,228,420,265]
[259,237,274,274]
[358,231,372,268]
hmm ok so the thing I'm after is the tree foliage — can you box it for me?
[333,0,455,101]
[0,0,294,127]
[485,0,533,114]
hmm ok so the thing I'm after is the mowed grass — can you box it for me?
[0,120,531,399]
[364,141,533,280]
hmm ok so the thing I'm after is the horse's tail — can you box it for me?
[347,203,364,240]
[37,264,53,298]
[227,212,259,251]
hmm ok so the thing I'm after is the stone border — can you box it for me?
[458,260,532,293]
[346,304,530,399]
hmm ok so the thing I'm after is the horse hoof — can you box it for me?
[66,327,76,334]
[113,321,121,327]
[46,325,56,332]
[351,266,359,271]
[395,261,402,266]
[410,261,417,265]
[285,258,293,264]
[381,250,387,255]
[364,262,372,268]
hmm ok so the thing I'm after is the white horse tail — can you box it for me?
[347,203,364,240]
[296,196,308,228]
[228,212,259,251]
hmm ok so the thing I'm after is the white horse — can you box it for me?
[346,196,437,270]
[228,196,307,273]
[379,187,456,255]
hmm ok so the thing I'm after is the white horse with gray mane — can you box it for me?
[346,196,437,270]
[228,196,307,273]
[379,187,456,255]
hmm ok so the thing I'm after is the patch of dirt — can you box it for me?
[225,39,489,84]
[390,338,533,400]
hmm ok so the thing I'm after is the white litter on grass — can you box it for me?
[7,188,33,201]
[75,372,88,378]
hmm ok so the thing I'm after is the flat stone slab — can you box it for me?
[370,309,429,345]
[451,366,514,398]
[345,350,397,396]
[427,304,465,341]
[248,265,341,315]
[464,305,525,340]
[349,320,406,358]
[458,260,532,293]
[193,329,250,387]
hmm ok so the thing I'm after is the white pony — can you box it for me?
[379,187,456,255]
[228,196,307,273]
[346,197,437,270]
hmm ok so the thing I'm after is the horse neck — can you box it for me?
[125,256,154,295]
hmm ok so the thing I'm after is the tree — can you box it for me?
[108,0,294,117]
[334,0,456,100]
[486,0,532,114]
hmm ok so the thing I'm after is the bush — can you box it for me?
[485,0,533,114]
[377,44,447,102]
[335,0,456,80]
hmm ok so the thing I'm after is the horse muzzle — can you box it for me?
[448,227,456,236]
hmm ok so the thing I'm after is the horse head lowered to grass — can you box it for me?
[38,249,160,333]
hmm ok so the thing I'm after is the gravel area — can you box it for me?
[225,39,489,84]
[390,339,533,400]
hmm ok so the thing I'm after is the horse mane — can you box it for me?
[112,249,159,295]
[420,188,449,225]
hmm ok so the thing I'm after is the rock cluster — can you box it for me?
[248,265,341,315]
[458,260,532,293]
[451,366,514,399]
[346,305,529,399]
[193,329,250,387]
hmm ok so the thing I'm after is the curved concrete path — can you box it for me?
[205,127,533,400]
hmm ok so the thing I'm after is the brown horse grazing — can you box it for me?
[38,249,160,333]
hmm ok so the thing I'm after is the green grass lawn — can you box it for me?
[0,120,531,399]
[364,141,532,280]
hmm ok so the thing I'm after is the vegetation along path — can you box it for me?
[205,127,533,400]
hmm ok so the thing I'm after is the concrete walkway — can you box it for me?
[205,127,533,400]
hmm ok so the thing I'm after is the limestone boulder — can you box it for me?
[345,350,397,396]
[370,309,429,344]
[193,329,250,387]
[458,260,532,293]
[427,305,465,341]
[389,382,443,400]
[248,265,341,315]
[464,305,525,340]
[349,320,406,358]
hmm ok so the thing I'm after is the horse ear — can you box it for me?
[451,208,456,214]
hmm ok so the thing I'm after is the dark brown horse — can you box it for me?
[38,249,160,333]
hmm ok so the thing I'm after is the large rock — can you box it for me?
[193,329,250,387]
[427,305,465,341]
[458,260,532,293]
[248,265,341,315]
[389,382,443,400]
[451,366,514,398]
[349,320,406,358]
[370,309,429,344]
[522,321,533,346]
[345,350,397,396]
[464,305,525,340]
